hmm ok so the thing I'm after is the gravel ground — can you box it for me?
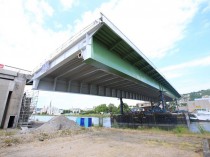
[0,127,205,157]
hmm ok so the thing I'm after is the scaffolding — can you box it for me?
[18,90,39,127]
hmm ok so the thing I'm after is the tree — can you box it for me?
[108,103,118,113]
[81,109,95,115]
[189,92,202,101]
[180,103,187,106]
[94,104,108,113]
[62,109,72,114]
[167,101,177,112]
[117,103,131,113]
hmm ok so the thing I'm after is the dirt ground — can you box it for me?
[0,128,204,157]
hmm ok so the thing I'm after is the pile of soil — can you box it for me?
[35,115,80,133]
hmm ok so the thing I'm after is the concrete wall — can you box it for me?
[0,69,30,129]
[0,79,15,127]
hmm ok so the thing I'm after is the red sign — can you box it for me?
[0,64,4,69]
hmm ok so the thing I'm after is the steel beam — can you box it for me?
[67,81,71,92]
[55,63,86,79]
[109,40,123,51]
[53,78,57,91]
[123,51,135,59]
[91,75,118,84]
[67,67,97,80]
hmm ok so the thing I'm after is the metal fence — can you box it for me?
[111,112,187,129]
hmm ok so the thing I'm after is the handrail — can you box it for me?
[1,65,31,75]
[32,19,101,75]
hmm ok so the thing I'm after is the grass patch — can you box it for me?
[93,124,103,128]
[172,126,189,134]
[137,126,168,133]
[0,129,17,136]
[4,137,20,146]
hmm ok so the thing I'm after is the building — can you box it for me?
[39,105,63,115]
[0,67,31,128]
[35,108,42,114]
[136,102,151,108]
[179,98,210,112]
[83,107,94,111]
[71,108,81,114]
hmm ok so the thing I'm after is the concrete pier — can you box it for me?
[0,68,31,129]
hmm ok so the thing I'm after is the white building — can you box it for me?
[71,108,81,114]
[179,98,210,112]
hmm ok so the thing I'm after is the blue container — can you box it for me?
[76,118,85,127]
[84,118,92,128]
[76,118,80,125]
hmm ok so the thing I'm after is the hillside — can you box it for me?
[183,89,210,101]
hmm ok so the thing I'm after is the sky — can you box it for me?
[1,0,210,109]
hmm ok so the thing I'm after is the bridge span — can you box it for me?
[31,15,180,104]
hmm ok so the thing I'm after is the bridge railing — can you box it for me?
[31,19,101,75]
[0,64,31,75]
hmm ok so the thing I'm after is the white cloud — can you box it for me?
[0,0,71,70]
[202,1,210,13]
[163,73,184,79]
[24,0,54,24]
[0,0,207,73]
[175,79,210,94]
[40,1,54,16]
[73,0,202,59]
[59,0,78,10]
[159,55,210,80]
[161,55,210,72]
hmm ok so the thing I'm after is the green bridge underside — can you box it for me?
[85,24,180,100]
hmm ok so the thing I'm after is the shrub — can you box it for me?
[173,126,189,134]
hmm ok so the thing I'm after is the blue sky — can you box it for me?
[1,0,210,109]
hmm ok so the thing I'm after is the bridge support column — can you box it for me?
[175,98,178,110]
[159,91,166,112]
[120,97,124,115]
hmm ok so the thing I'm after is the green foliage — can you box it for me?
[94,104,108,113]
[108,103,118,113]
[172,126,189,134]
[180,103,187,106]
[80,102,131,115]
[41,112,47,115]
[81,110,96,114]
[116,103,131,113]
[62,109,72,114]
[201,89,210,96]
[137,126,189,134]
[186,89,210,101]
[167,101,177,111]
[189,92,202,101]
